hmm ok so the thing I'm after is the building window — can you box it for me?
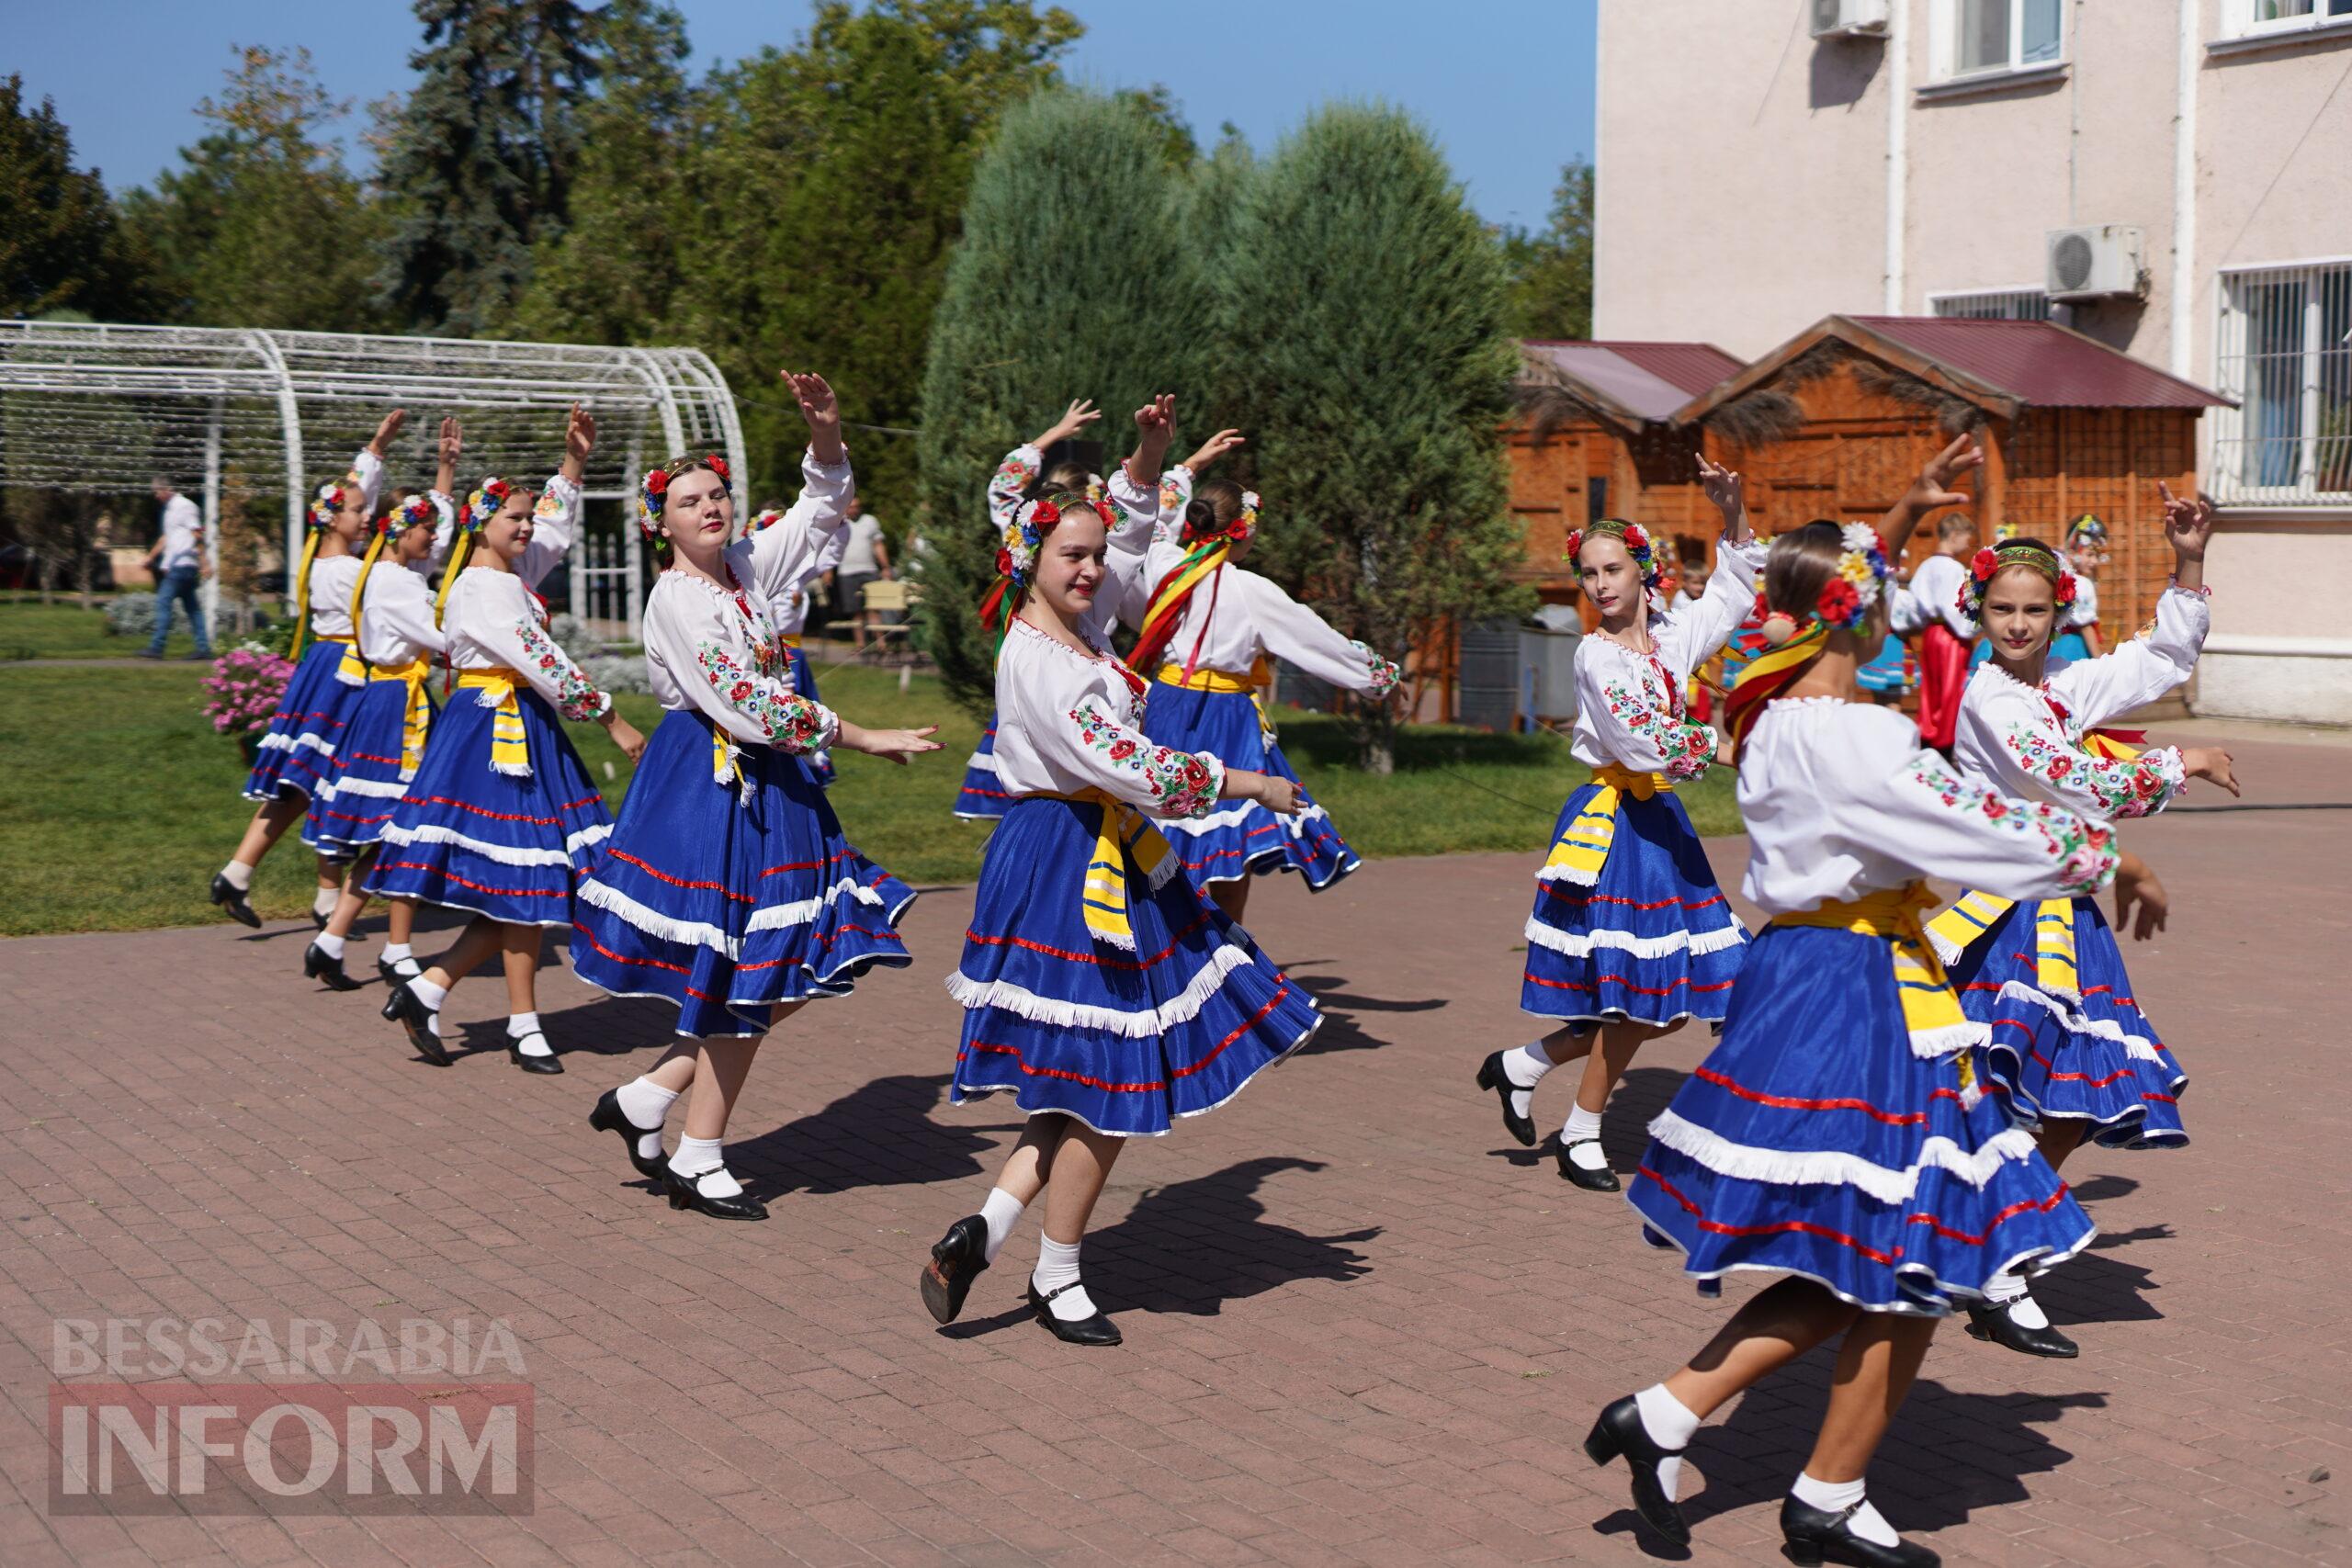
[2213,261,2352,505]
[1932,0,2064,79]
[1930,288,2052,321]
[2221,0,2352,40]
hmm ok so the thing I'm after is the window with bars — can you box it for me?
[2221,0,2352,40]
[1929,0,2064,80]
[1929,288,2052,321]
[2212,261,2352,505]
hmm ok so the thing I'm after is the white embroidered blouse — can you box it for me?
[440,473,606,721]
[1566,536,1765,780]
[1892,552,1975,639]
[1951,584,2209,821]
[1738,698,2120,918]
[639,448,855,753]
[990,617,1226,818]
[301,446,389,641]
[347,492,458,671]
[986,443,1159,638]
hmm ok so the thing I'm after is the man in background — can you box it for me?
[829,497,892,654]
[140,476,212,660]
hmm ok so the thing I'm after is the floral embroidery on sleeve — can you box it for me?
[1350,639,1404,702]
[1601,679,1715,780]
[1911,760,2120,897]
[695,641,837,753]
[1069,695,1224,817]
[512,617,607,721]
[987,448,1038,531]
[2000,723,2186,818]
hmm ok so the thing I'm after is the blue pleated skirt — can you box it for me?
[947,795,1322,1135]
[302,681,437,855]
[1522,784,1747,1027]
[243,641,363,804]
[1943,897,2187,1149]
[954,714,1010,819]
[570,710,915,1037]
[786,644,836,789]
[1628,922,2095,1314]
[362,687,612,927]
[1140,682,1357,890]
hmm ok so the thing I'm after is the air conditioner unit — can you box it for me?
[2045,225,2147,301]
[1810,0,1890,39]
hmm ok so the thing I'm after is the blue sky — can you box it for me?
[11,0,1597,231]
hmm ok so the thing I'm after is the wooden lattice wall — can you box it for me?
[2003,406,2199,645]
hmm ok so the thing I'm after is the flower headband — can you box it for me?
[1565,518,1665,617]
[1961,541,2076,625]
[381,493,438,540]
[307,479,352,531]
[751,508,786,533]
[639,455,731,542]
[1752,524,1891,644]
[998,491,1117,592]
[462,478,511,533]
[1187,489,1262,547]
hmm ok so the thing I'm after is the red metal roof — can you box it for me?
[1521,340,1743,424]
[1848,316,2229,410]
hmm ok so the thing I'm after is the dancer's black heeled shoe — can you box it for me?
[1780,1495,1939,1566]
[311,908,331,931]
[506,1033,564,1075]
[302,941,362,991]
[379,982,451,1066]
[664,1166,767,1221]
[209,873,261,929]
[1555,1135,1621,1191]
[1026,1280,1120,1346]
[1476,1051,1537,1147]
[1963,1299,2079,1359]
[587,1089,670,1181]
[921,1215,989,1325]
[376,954,422,987]
[1584,1395,1689,1546]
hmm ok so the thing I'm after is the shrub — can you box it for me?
[105,592,158,639]
[202,648,295,737]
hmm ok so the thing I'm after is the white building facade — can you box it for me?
[1595,0,2352,723]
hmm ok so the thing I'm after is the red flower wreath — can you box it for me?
[1972,547,1999,582]
[1816,579,1860,625]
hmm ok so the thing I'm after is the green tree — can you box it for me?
[915,88,1204,715]
[374,0,602,334]
[1500,158,1593,342]
[117,47,388,333]
[1216,103,1521,771]
[0,76,150,320]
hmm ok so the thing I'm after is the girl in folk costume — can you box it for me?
[1588,438,2160,1567]
[956,398,1107,820]
[370,405,648,1072]
[1132,433,1403,920]
[2053,513,2109,662]
[1476,457,1762,1192]
[917,472,1321,1348]
[300,418,464,990]
[1895,512,1980,751]
[750,502,847,788]
[1925,487,2232,1360]
[209,410,408,931]
[577,372,940,1222]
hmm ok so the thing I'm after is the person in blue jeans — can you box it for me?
[141,478,212,659]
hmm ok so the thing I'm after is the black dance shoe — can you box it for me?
[920,1215,990,1325]
[209,873,261,929]
[1780,1495,1939,1566]
[506,1034,564,1075]
[1963,1299,2079,1359]
[1583,1394,1689,1546]
[311,908,331,931]
[1555,1135,1621,1192]
[1026,1280,1121,1347]
[379,983,451,1066]
[376,954,422,987]
[586,1089,671,1181]
[302,941,362,991]
[1476,1051,1537,1147]
[664,1166,767,1221]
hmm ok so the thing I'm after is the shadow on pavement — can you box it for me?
[732,1073,1016,1196]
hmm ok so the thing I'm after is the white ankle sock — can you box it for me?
[313,886,340,918]
[507,1012,553,1056]
[406,976,447,1037]
[220,861,254,891]
[1032,1235,1096,1321]
[615,1077,679,1161]
[1791,1472,1898,1548]
[381,942,413,964]
[314,931,345,959]
[979,1187,1025,1264]
[1634,1383,1699,1500]
[1498,1041,1554,1120]
[671,1135,742,1199]
[1562,1104,1608,1168]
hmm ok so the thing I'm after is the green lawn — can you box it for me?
[0,658,1736,935]
[0,599,203,660]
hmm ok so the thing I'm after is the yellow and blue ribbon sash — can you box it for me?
[456,667,530,777]
[1154,658,1281,741]
[1540,762,1670,886]
[1925,889,2081,1000]
[1770,882,1981,1072]
[1039,788,1175,951]
[368,656,435,778]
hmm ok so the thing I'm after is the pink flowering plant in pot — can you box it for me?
[203,647,294,760]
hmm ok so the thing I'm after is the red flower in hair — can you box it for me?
[1032,500,1061,526]
[1748,590,1770,625]
[994,547,1012,576]
[1971,547,1999,581]
[646,469,671,497]
[1817,579,1860,623]
[707,456,729,482]
[2055,572,2078,606]
[1623,524,1648,551]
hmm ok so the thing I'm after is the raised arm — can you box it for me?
[747,372,857,599]
[1877,434,1983,562]
[1237,574,1402,701]
[1122,393,1176,495]
[515,405,593,589]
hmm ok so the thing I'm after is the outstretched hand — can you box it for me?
[2113,855,2169,942]
[1183,429,1246,474]
[566,402,597,462]
[1694,452,1747,537]
[845,723,942,766]
[780,369,845,465]
[1132,393,1176,446]
[437,415,463,466]
[1911,433,1983,512]
[2155,481,2216,564]
[1042,398,1102,448]
[371,408,409,456]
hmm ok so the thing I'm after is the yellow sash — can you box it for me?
[456,667,530,777]
[1156,658,1278,740]
[368,657,434,778]
[1540,763,1670,886]
[1770,883,1980,1072]
[778,634,803,649]
[330,634,370,686]
[1925,889,2081,1000]
[1037,789,1175,951]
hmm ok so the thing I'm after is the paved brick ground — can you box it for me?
[1,724,2346,1566]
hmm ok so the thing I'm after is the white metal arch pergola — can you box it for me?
[0,321,747,638]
